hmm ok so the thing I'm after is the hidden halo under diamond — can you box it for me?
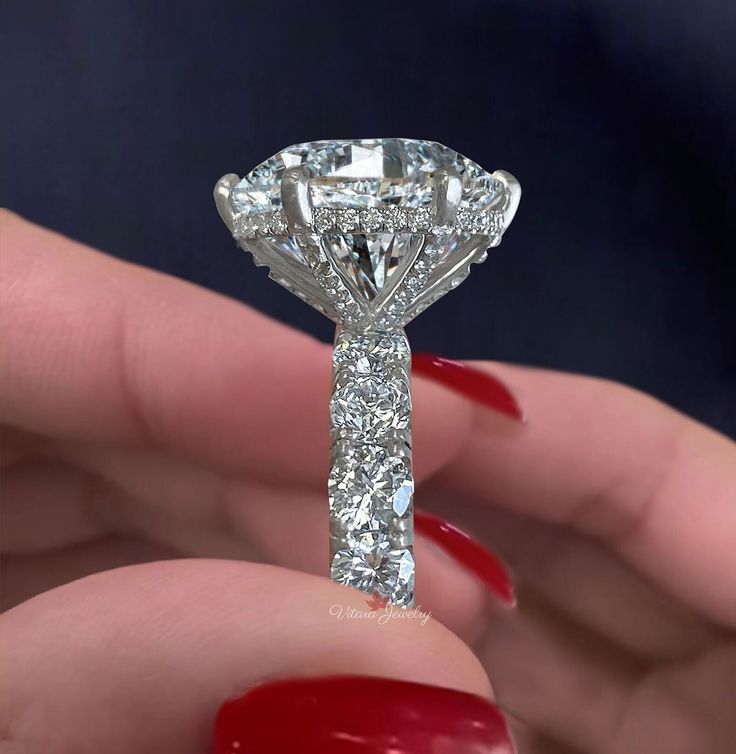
[214,138,520,606]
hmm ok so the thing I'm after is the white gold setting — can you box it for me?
[232,205,504,240]
[214,138,520,606]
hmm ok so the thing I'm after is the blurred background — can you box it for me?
[2,0,734,435]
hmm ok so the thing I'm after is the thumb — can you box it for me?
[0,560,514,753]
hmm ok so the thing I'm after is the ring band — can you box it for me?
[214,138,520,606]
[330,327,414,605]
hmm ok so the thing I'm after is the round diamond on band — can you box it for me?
[214,138,520,607]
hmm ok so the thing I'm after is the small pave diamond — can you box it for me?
[360,207,383,232]
[255,214,270,235]
[237,205,495,239]
[233,213,256,239]
[382,206,406,232]
[236,206,504,244]
[409,207,433,232]
[270,211,288,235]
[314,207,336,233]
[336,208,360,232]
[456,209,473,230]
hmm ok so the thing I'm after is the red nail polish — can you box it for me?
[412,353,525,422]
[416,510,516,607]
[212,675,514,753]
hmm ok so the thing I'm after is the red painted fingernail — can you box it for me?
[213,675,515,753]
[412,353,525,422]
[416,510,516,607]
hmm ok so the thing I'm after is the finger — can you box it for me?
[0,211,472,485]
[0,560,503,754]
[1,535,179,610]
[479,591,637,752]
[0,460,110,553]
[2,445,491,640]
[222,480,491,641]
[507,719,581,754]
[0,426,44,467]
[0,451,228,557]
[441,497,724,660]
[87,479,491,643]
[481,592,736,753]
[439,363,736,625]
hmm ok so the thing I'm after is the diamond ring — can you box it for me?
[214,138,520,607]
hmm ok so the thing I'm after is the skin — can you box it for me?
[1,209,734,753]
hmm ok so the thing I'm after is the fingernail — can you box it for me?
[212,675,515,753]
[416,510,517,607]
[412,353,525,422]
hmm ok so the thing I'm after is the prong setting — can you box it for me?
[431,168,463,227]
[214,173,240,232]
[281,165,314,232]
[493,169,522,229]
[216,141,520,329]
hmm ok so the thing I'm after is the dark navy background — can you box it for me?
[2,1,735,435]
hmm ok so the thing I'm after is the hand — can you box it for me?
[1,210,734,753]
[427,360,736,753]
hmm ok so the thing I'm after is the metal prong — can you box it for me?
[281,166,313,232]
[432,168,463,226]
[493,170,521,228]
[214,174,240,232]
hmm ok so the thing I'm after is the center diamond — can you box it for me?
[230,138,502,304]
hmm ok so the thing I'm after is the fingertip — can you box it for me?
[2,560,494,751]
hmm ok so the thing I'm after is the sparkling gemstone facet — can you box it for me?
[331,546,415,606]
[321,232,422,301]
[333,331,410,375]
[219,140,519,608]
[330,376,410,435]
[231,138,502,307]
[231,138,501,216]
[329,445,413,527]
